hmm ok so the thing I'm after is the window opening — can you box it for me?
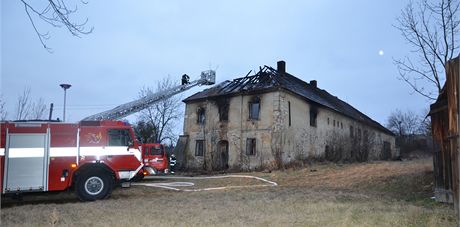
[195,140,205,156]
[246,138,256,156]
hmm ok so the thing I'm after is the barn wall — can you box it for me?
[446,58,459,212]
[430,56,459,207]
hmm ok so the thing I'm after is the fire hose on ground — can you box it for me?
[132,175,278,192]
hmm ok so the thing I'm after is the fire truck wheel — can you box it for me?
[75,170,113,201]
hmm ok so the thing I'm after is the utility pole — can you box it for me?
[59,84,71,122]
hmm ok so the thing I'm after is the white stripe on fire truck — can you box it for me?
[52,146,138,157]
[8,148,46,158]
[80,147,138,157]
[0,147,138,158]
[50,147,78,157]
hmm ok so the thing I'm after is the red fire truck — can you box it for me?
[0,70,215,201]
[0,120,143,201]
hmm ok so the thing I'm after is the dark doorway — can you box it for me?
[218,140,229,170]
[381,141,391,160]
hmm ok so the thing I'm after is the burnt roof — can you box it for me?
[184,66,394,136]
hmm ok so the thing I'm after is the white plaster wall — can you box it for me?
[183,92,277,170]
[280,91,396,162]
[183,90,396,170]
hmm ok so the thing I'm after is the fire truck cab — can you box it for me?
[141,143,169,175]
[0,120,143,201]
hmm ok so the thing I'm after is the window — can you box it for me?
[217,98,229,122]
[350,126,354,138]
[327,118,330,125]
[108,129,133,146]
[333,120,336,127]
[358,129,362,140]
[144,146,164,156]
[249,97,260,120]
[341,122,343,129]
[195,140,205,156]
[150,145,163,155]
[288,101,291,126]
[197,107,206,124]
[246,138,256,156]
[309,106,318,127]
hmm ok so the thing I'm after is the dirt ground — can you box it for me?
[1,157,457,227]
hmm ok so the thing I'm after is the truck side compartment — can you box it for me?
[0,121,143,201]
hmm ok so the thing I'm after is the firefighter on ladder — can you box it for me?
[181,74,190,85]
[169,154,177,174]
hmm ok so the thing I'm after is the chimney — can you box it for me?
[277,60,286,74]
[310,80,317,88]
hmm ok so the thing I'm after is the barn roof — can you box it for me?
[184,64,394,136]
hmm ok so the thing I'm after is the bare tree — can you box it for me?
[387,109,433,155]
[395,0,460,100]
[20,0,93,52]
[14,88,48,120]
[134,120,158,144]
[0,95,7,121]
[386,109,422,136]
[15,87,32,120]
[418,108,432,136]
[136,76,183,144]
[31,98,47,120]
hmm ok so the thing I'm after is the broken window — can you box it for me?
[249,97,260,120]
[197,107,206,124]
[216,98,230,122]
[246,138,256,156]
[309,105,318,127]
[341,122,343,129]
[195,140,205,156]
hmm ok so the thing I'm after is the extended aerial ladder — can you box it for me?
[82,70,216,121]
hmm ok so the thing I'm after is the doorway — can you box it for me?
[218,140,229,170]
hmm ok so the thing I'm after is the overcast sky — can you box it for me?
[1,0,433,130]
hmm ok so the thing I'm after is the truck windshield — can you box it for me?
[150,146,163,156]
[108,129,133,146]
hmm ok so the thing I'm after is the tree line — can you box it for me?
[386,109,432,155]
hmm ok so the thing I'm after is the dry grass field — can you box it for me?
[1,157,457,227]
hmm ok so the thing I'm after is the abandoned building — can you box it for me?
[180,61,396,171]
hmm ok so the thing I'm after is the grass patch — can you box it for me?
[1,158,457,226]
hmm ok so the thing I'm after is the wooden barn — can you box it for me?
[429,55,459,215]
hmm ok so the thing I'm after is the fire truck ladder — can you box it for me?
[82,70,216,121]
